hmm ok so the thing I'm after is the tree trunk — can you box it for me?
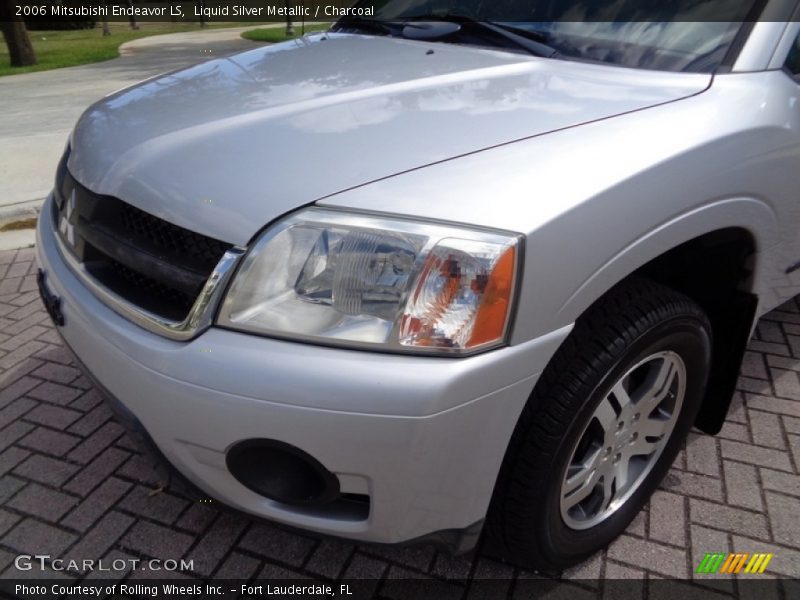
[197,1,206,27]
[128,0,139,29]
[0,1,38,67]
[285,1,294,35]
[101,1,111,35]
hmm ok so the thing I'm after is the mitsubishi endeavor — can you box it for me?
[35,0,800,571]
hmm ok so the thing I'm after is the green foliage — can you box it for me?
[25,16,96,31]
[241,24,330,44]
[0,22,252,77]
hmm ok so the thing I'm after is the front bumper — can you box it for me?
[36,194,571,545]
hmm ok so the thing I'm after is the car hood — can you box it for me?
[69,33,711,246]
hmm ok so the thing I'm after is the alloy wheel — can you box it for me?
[559,351,686,530]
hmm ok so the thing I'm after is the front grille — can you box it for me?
[119,203,229,269]
[106,259,198,320]
[53,160,232,322]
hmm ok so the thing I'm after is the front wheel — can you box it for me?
[486,279,712,571]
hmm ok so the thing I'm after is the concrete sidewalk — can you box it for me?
[0,26,264,223]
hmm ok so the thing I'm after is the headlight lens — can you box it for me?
[218,209,521,355]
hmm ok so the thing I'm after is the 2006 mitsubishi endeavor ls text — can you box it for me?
[35,0,800,570]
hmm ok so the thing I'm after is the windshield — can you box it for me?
[343,1,763,72]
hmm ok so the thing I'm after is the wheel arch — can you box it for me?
[632,226,758,434]
[549,198,773,434]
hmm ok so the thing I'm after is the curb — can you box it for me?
[0,200,40,251]
[0,199,42,231]
[0,228,36,251]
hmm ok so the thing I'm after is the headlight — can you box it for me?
[217,208,521,355]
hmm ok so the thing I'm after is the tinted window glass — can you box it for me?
[349,0,761,72]
[786,33,800,76]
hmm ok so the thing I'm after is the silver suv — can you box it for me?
[36,1,800,571]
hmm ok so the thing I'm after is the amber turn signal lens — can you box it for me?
[468,246,516,347]
[399,238,518,351]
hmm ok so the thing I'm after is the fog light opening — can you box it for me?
[226,439,340,507]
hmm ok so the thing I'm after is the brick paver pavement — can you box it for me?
[0,246,798,596]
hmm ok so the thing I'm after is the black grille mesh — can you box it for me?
[109,260,197,319]
[120,203,230,271]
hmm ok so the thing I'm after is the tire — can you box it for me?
[485,278,712,572]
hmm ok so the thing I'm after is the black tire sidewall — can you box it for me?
[539,315,711,565]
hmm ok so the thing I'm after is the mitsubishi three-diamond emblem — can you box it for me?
[58,188,76,248]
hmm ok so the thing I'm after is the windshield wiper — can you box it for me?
[402,14,559,58]
[333,17,395,36]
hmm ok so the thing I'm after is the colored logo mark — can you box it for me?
[696,552,773,574]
